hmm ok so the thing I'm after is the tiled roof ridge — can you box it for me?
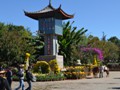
[24,4,56,14]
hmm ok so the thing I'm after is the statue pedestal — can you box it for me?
[38,55,63,69]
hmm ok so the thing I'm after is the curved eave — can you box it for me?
[24,11,54,20]
[24,7,74,20]
[56,8,74,19]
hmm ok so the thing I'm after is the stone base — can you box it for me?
[38,55,63,69]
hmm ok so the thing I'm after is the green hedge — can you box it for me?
[12,72,65,81]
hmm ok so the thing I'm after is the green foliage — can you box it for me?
[33,61,50,74]
[49,59,60,74]
[13,72,65,81]
[108,36,120,62]
[58,21,87,66]
[31,35,44,60]
[12,75,19,81]
[85,36,119,64]
[107,63,120,71]
[35,72,65,81]
[0,22,35,65]
[108,36,120,46]
[11,67,18,75]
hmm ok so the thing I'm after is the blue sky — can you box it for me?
[0,0,120,39]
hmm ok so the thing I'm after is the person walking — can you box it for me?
[0,65,3,71]
[0,70,11,90]
[99,65,105,78]
[6,67,13,88]
[104,66,109,77]
[15,65,25,90]
[25,66,33,90]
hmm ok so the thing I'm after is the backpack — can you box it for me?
[17,71,23,77]
[26,71,36,82]
[31,76,36,82]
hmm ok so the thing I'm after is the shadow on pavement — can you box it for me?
[113,78,120,79]
[112,87,120,89]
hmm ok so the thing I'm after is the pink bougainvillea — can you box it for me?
[81,47,103,60]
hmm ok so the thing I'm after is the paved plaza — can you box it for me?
[12,71,120,90]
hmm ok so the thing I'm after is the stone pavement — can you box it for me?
[12,71,120,90]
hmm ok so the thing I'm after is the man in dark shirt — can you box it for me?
[6,67,13,88]
[25,66,33,90]
[0,65,3,71]
[0,70,11,90]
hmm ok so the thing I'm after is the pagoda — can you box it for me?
[24,1,73,68]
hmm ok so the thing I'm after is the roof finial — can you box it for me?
[49,0,52,5]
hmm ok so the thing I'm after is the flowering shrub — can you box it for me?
[81,47,103,60]
[49,59,60,74]
[66,66,84,72]
[64,72,85,79]
[64,66,86,79]
[33,61,50,74]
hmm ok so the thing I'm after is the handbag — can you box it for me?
[31,75,36,82]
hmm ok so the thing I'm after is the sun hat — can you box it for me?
[0,70,6,74]
[19,64,24,68]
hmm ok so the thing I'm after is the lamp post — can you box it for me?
[25,53,30,70]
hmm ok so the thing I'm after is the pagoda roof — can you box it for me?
[24,4,74,20]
